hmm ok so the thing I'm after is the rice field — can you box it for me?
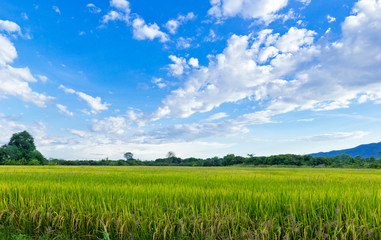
[0,166,380,239]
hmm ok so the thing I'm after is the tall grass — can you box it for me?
[0,166,380,239]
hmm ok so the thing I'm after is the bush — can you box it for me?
[28,159,40,165]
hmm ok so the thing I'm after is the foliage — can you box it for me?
[48,153,381,168]
[123,152,133,161]
[0,166,380,239]
[166,151,176,158]
[8,131,36,152]
[0,131,46,165]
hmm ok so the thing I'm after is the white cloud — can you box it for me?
[153,27,318,119]
[56,104,74,116]
[152,77,167,89]
[0,34,53,107]
[167,55,188,76]
[0,34,17,65]
[52,6,61,15]
[91,116,128,135]
[87,3,101,14]
[102,11,126,23]
[0,119,67,148]
[298,131,369,142]
[176,37,192,49]
[166,56,200,77]
[41,133,232,160]
[101,0,169,44]
[165,12,196,34]
[59,85,75,94]
[147,0,381,135]
[297,118,314,122]
[204,29,222,42]
[327,15,336,23]
[275,27,316,52]
[21,13,28,20]
[146,110,273,143]
[68,129,89,138]
[204,112,228,122]
[165,20,179,35]
[0,118,26,143]
[59,85,110,114]
[0,20,21,35]
[102,0,130,23]
[132,18,169,42]
[110,0,130,12]
[188,58,199,68]
[36,74,48,83]
[208,0,288,23]
[296,0,311,6]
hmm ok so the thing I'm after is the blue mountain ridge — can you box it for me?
[310,142,381,158]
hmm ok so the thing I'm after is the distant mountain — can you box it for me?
[310,142,381,158]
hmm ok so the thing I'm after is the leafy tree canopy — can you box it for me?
[124,152,133,160]
[0,131,46,165]
[8,131,36,152]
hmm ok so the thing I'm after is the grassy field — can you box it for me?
[0,166,380,239]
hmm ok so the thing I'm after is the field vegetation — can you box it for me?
[0,166,380,239]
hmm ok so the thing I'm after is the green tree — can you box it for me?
[0,131,46,165]
[8,131,36,152]
[167,151,176,158]
[124,152,134,160]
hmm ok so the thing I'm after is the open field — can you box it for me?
[0,166,380,239]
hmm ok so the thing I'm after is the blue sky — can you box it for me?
[1,0,381,160]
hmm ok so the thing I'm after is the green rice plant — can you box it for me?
[0,166,380,239]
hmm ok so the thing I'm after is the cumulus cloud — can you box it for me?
[110,0,130,11]
[275,27,316,52]
[165,12,196,34]
[167,55,200,76]
[146,0,381,139]
[167,55,188,76]
[0,34,53,107]
[0,20,21,35]
[208,0,289,23]
[0,119,67,148]
[91,116,128,135]
[0,118,26,143]
[153,27,318,119]
[59,85,110,114]
[176,37,193,49]
[0,34,17,65]
[132,18,169,42]
[102,0,169,43]
[102,0,130,23]
[188,58,199,68]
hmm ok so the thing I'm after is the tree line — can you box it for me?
[1,131,381,168]
[48,152,381,168]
